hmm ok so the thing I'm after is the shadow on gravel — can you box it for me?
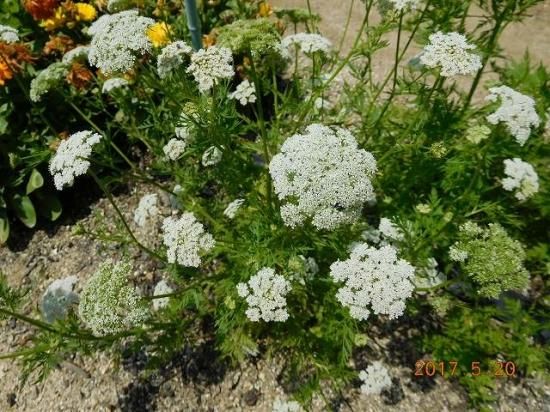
[118,339,227,412]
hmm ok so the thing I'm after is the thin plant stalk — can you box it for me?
[88,170,165,262]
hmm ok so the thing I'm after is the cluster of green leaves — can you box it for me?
[422,298,548,408]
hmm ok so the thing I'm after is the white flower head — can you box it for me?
[378,217,404,244]
[153,279,173,310]
[30,62,70,102]
[50,130,102,190]
[202,146,223,166]
[272,398,302,412]
[162,212,215,266]
[330,244,415,320]
[102,77,129,94]
[40,276,79,323]
[501,158,539,201]
[486,86,540,145]
[387,0,419,11]
[269,124,377,230]
[157,40,193,79]
[281,33,332,54]
[133,193,159,227]
[163,138,186,161]
[223,198,245,219]
[88,10,155,74]
[236,267,291,322]
[62,46,90,64]
[187,46,234,93]
[359,361,392,395]
[78,260,149,336]
[420,32,481,77]
[229,79,256,105]
[0,24,19,43]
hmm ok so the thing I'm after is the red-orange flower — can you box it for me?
[0,61,13,86]
[43,35,75,56]
[24,0,60,20]
[66,62,93,90]
[0,42,35,86]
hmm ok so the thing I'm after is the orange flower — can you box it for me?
[24,0,60,20]
[66,62,93,89]
[43,35,75,56]
[0,61,13,86]
[202,31,217,48]
[0,43,35,86]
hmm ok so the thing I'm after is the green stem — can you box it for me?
[248,52,274,215]
[88,170,165,262]
[68,100,137,171]
[372,11,404,126]
[364,0,431,118]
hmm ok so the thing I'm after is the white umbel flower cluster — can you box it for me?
[272,398,302,412]
[330,244,415,320]
[162,212,215,266]
[187,46,234,93]
[133,193,159,227]
[62,46,90,64]
[157,40,193,79]
[387,0,419,10]
[359,362,392,395]
[50,130,102,190]
[0,24,19,43]
[102,77,129,93]
[30,62,70,102]
[378,218,404,243]
[88,10,154,74]
[163,138,187,161]
[223,198,245,219]
[236,267,291,322]
[202,146,223,166]
[502,158,539,201]
[281,33,332,54]
[269,124,377,230]
[486,86,540,145]
[152,279,173,310]
[420,32,482,76]
[40,276,79,323]
[229,79,257,105]
[78,260,149,336]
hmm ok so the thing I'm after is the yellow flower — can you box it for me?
[75,3,97,21]
[147,22,171,47]
[257,2,273,17]
[40,7,66,31]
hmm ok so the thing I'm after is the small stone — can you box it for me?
[243,388,260,406]
[7,392,16,406]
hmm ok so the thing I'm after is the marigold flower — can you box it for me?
[43,35,75,57]
[147,22,171,48]
[257,2,273,17]
[75,3,97,21]
[0,61,13,86]
[24,0,60,20]
[41,7,66,31]
[66,62,94,89]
